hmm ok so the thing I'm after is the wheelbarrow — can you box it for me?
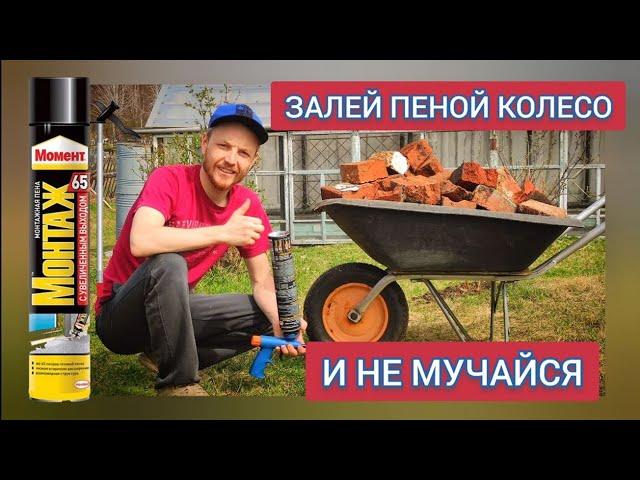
[304,196,605,342]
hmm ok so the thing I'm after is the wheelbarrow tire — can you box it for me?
[304,262,408,342]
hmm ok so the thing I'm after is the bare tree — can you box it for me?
[91,84,161,142]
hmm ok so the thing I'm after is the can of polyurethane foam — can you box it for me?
[268,231,301,339]
[29,77,91,401]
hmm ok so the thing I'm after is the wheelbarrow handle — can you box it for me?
[528,219,605,281]
[573,196,605,221]
[563,196,605,237]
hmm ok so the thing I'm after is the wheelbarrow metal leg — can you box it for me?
[490,281,503,341]
[349,274,398,323]
[502,282,511,341]
[424,280,472,342]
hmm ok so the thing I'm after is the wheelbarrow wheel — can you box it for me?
[304,263,408,342]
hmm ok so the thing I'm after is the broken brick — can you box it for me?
[517,199,567,218]
[340,159,389,184]
[472,185,517,213]
[366,151,409,175]
[407,174,441,186]
[419,170,450,184]
[404,182,441,205]
[389,176,413,190]
[495,167,522,201]
[440,168,453,181]
[513,177,553,204]
[527,190,553,205]
[522,178,536,196]
[441,197,477,209]
[422,153,445,176]
[344,182,379,200]
[450,162,488,191]
[515,189,553,205]
[375,174,403,191]
[374,187,404,202]
[441,180,473,202]
[321,185,345,200]
[400,140,444,176]
[322,182,379,200]
[484,168,498,188]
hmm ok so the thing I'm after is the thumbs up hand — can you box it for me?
[221,199,265,246]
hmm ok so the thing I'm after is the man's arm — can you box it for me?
[245,253,306,356]
[130,199,263,257]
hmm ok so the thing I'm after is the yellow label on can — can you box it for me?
[29,354,90,402]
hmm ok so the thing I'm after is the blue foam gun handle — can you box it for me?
[250,335,302,379]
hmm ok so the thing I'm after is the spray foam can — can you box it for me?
[29,77,91,401]
[268,231,301,339]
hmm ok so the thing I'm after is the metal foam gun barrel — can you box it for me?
[249,231,302,379]
[269,231,301,339]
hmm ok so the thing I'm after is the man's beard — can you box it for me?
[203,155,238,191]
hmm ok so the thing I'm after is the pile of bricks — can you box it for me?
[320,140,567,218]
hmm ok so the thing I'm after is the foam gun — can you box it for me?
[250,231,302,379]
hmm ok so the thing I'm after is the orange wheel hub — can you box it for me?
[322,283,389,342]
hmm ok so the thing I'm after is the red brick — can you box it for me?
[321,186,345,200]
[522,178,536,196]
[517,200,567,218]
[423,153,444,176]
[441,180,473,202]
[389,176,413,190]
[450,162,488,191]
[527,190,553,204]
[518,178,556,204]
[344,182,379,200]
[515,189,553,205]
[367,151,409,175]
[472,185,517,213]
[340,159,389,184]
[495,167,522,201]
[375,174,403,191]
[422,170,451,183]
[374,187,404,202]
[404,182,441,205]
[484,168,498,188]
[407,174,441,186]
[441,197,477,209]
[400,140,444,176]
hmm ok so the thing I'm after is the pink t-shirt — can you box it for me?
[95,164,272,314]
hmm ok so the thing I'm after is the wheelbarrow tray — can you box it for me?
[314,199,583,273]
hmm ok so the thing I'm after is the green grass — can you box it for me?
[89,201,606,396]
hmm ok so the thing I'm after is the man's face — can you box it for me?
[201,122,259,192]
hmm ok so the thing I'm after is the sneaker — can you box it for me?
[157,383,209,397]
[138,352,159,374]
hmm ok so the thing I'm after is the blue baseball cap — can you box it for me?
[207,103,269,145]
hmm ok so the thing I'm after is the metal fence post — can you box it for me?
[320,172,327,241]
[96,123,104,283]
[351,130,361,162]
[285,132,295,241]
[596,166,602,225]
[559,131,569,210]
